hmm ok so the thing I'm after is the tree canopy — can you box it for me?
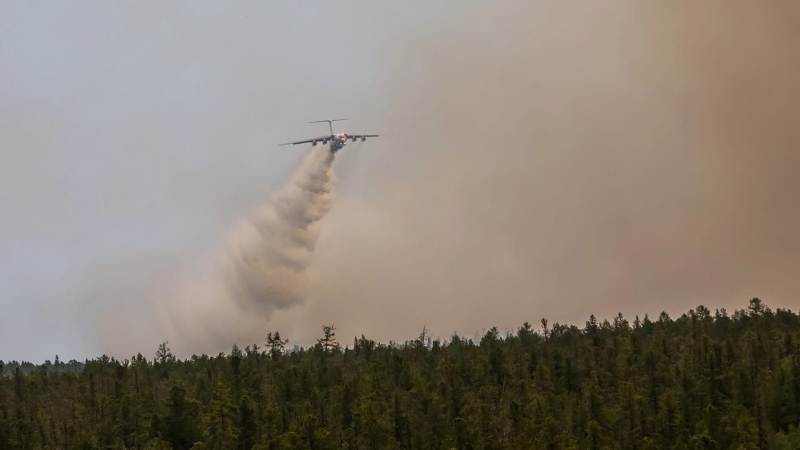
[1,298,799,449]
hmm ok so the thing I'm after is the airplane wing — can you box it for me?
[346,134,380,139]
[278,135,332,146]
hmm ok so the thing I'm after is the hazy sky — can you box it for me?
[2,1,799,362]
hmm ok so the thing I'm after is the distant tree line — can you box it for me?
[1,298,800,449]
[2,358,85,376]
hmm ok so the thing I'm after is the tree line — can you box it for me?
[1,298,799,449]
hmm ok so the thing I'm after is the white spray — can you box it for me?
[159,145,338,355]
[224,145,337,315]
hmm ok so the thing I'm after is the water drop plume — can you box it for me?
[158,145,338,356]
[226,145,337,314]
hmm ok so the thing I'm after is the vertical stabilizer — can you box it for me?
[310,118,348,135]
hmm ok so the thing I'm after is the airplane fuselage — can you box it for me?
[329,133,347,152]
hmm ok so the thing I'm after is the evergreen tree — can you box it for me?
[162,385,201,450]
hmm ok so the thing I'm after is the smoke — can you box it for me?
[155,145,337,356]
[76,1,800,359]
[265,0,800,347]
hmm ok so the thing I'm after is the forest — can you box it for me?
[1,298,799,450]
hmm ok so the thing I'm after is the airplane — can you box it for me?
[278,119,379,153]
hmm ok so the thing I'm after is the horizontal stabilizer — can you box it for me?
[309,118,348,123]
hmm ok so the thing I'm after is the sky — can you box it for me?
[2,1,799,362]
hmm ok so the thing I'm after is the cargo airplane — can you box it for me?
[278,119,379,153]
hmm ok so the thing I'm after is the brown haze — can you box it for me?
[94,1,800,357]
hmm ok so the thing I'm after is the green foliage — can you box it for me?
[770,425,800,450]
[1,301,799,449]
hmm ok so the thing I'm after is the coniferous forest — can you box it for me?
[2,298,800,450]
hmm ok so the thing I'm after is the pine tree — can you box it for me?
[317,326,341,353]
[163,385,201,450]
[204,382,238,450]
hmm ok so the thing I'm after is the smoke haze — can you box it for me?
[268,0,800,349]
[2,1,799,360]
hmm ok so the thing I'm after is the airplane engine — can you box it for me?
[312,141,317,146]
[361,137,366,142]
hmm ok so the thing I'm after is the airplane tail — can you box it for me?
[310,118,348,135]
